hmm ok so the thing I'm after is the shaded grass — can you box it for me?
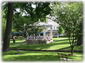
[2,37,83,61]
[3,50,83,61]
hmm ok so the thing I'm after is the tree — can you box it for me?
[2,2,52,51]
[3,3,13,51]
[52,2,83,55]
[13,2,52,36]
[76,21,83,45]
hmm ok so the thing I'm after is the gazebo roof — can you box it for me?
[33,19,59,27]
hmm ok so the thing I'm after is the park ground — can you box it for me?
[2,37,83,61]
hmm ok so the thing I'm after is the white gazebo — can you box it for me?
[26,17,59,44]
[26,24,53,44]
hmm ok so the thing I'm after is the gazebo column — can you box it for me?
[43,32,46,39]
[43,25,46,40]
[39,34,40,36]
[34,34,35,39]
[50,26,53,39]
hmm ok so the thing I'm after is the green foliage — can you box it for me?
[26,26,44,35]
[2,2,52,32]
[58,26,65,34]
[13,16,31,31]
[14,2,51,31]
[52,2,83,32]
[21,2,51,22]
[52,2,83,54]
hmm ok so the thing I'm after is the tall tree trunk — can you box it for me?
[2,3,13,51]
[77,34,83,45]
[77,22,83,46]
[70,29,75,55]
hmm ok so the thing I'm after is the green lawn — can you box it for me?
[3,37,83,61]
[10,37,70,50]
[3,50,83,61]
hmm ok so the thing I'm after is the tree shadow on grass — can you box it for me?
[2,50,28,55]
[53,39,69,42]
[10,41,70,50]
[3,55,60,61]
[9,38,70,51]
[3,51,83,61]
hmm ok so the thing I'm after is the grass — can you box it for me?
[3,50,83,61]
[3,51,60,61]
[3,37,83,61]
[10,37,70,50]
[10,37,82,50]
